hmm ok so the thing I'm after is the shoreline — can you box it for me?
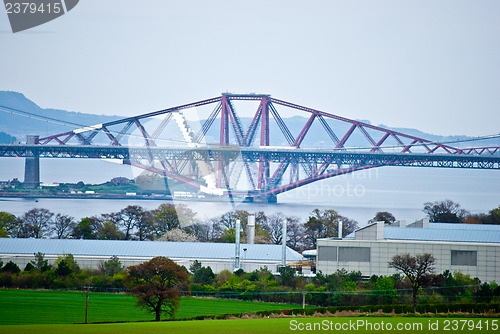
[0,191,171,201]
[0,192,251,203]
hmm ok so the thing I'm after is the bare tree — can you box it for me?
[134,210,153,241]
[184,222,214,242]
[117,205,148,240]
[388,253,436,313]
[19,208,54,238]
[338,215,358,237]
[53,214,76,239]
[286,216,306,251]
[265,212,286,244]
[219,210,249,229]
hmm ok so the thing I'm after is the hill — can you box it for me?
[0,132,16,144]
[0,91,119,141]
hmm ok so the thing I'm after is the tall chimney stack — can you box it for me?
[234,219,241,271]
[247,215,255,244]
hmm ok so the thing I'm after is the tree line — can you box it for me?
[423,199,500,224]
[0,199,498,252]
[0,253,498,321]
[0,205,359,252]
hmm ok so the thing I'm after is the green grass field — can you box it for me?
[1,317,499,334]
[1,290,498,334]
[0,289,300,325]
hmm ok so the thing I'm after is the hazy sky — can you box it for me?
[1,1,499,136]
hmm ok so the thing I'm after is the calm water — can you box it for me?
[0,158,499,225]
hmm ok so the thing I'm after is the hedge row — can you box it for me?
[182,302,500,321]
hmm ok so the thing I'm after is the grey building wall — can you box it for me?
[317,239,500,282]
[317,219,500,282]
[1,253,284,274]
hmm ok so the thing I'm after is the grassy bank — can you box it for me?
[2,317,499,334]
[0,289,300,325]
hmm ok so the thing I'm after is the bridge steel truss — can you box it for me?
[8,94,500,201]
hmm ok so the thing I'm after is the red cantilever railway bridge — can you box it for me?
[1,93,499,202]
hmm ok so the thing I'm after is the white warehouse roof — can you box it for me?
[0,238,304,262]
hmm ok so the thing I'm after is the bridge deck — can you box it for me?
[1,144,499,169]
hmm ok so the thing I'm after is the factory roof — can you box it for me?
[384,223,500,243]
[345,221,500,244]
[0,238,304,262]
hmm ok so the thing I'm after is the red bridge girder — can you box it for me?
[35,94,500,200]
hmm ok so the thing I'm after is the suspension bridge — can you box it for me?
[1,93,499,202]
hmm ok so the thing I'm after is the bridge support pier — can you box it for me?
[249,193,277,203]
[267,194,277,203]
[24,135,40,189]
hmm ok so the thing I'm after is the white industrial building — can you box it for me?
[0,239,303,273]
[316,219,500,282]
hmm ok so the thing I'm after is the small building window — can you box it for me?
[451,250,477,266]
[318,246,337,261]
[338,247,370,262]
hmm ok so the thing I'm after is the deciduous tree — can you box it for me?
[98,255,124,276]
[487,205,500,225]
[261,213,306,251]
[372,211,396,224]
[265,212,286,245]
[286,216,306,252]
[117,205,148,240]
[53,214,76,239]
[0,211,17,237]
[31,252,51,272]
[126,257,189,321]
[183,220,221,242]
[1,261,20,274]
[423,199,469,223]
[54,254,80,277]
[189,260,215,285]
[337,216,358,238]
[304,209,358,248]
[150,204,181,238]
[157,228,197,242]
[19,208,54,238]
[97,221,125,240]
[304,209,339,248]
[388,253,435,312]
[72,217,100,239]
[172,204,197,228]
